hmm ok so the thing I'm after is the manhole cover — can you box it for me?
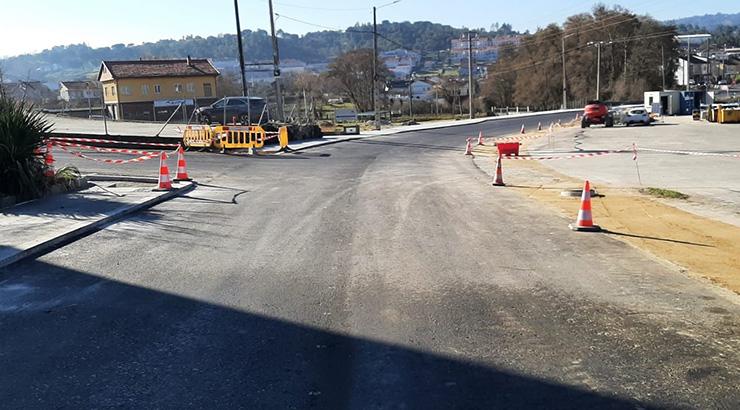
[560,189,597,197]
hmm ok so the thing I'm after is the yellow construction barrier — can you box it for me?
[183,125,290,151]
[181,125,214,148]
[212,126,265,150]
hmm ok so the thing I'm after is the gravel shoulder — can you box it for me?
[472,122,740,295]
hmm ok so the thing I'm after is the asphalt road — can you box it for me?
[2,114,740,409]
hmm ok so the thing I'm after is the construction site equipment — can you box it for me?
[182,125,289,152]
[496,142,521,156]
[581,101,614,128]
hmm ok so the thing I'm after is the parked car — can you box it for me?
[195,97,267,125]
[625,108,651,126]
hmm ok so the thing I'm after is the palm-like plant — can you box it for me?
[0,96,54,200]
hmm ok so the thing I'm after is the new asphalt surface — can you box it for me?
[1,113,739,409]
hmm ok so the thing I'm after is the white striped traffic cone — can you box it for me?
[174,145,192,181]
[569,180,600,231]
[154,152,173,190]
[44,142,55,178]
[521,124,525,134]
[477,131,484,145]
[464,139,473,155]
[537,122,542,131]
[492,155,505,186]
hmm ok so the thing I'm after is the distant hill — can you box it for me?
[665,12,740,31]
[0,21,521,85]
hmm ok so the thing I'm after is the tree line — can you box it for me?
[481,5,681,110]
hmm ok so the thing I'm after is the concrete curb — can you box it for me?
[0,181,195,269]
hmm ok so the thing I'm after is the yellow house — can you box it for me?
[97,57,220,121]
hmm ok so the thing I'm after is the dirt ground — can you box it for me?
[471,126,740,295]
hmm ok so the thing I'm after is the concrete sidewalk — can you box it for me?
[0,179,193,268]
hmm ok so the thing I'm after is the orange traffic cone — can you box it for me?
[569,180,600,231]
[44,142,55,178]
[464,139,473,155]
[492,155,505,186]
[537,122,542,131]
[558,119,562,126]
[575,113,580,121]
[477,131,484,145]
[174,145,192,181]
[154,152,173,190]
[521,124,525,134]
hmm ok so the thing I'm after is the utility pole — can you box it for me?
[588,41,609,101]
[233,0,248,97]
[373,6,379,130]
[562,35,567,109]
[596,42,601,101]
[268,0,284,122]
[467,31,474,119]
[661,45,666,91]
[408,78,413,117]
[562,32,577,109]
[676,34,712,91]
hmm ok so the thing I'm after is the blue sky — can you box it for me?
[0,0,725,58]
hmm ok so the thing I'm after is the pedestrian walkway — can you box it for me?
[0,179,193,268]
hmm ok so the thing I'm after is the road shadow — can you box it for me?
[0,260,664,410]
[602,229,713,247]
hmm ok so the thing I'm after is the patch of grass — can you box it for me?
[640,187,689,200]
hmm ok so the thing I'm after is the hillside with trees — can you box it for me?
[0,21,522,84]
[666,12,740,31]
[482,5,680,110]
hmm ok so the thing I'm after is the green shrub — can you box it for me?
[0,96,54,200]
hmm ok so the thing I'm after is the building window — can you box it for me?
[204,83,212,97]
[105,87,108,97]
[154,84,161,94]
[111,86,116,96]
[142,84,150,95]
[174,83,182,93]
[186,82,196,93]
[120,85,132,95]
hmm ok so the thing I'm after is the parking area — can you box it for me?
[529,116,740,226]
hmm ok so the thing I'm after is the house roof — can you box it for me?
[98,58,220,80]
[60,80,100,90]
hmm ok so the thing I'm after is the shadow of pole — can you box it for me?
[602,229,714,247]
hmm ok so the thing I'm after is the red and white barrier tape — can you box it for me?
[53,141,159,156]
[501,147,632,161]
[49,136,179,148]
[638,147,740,159]
[55,144,160,164]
